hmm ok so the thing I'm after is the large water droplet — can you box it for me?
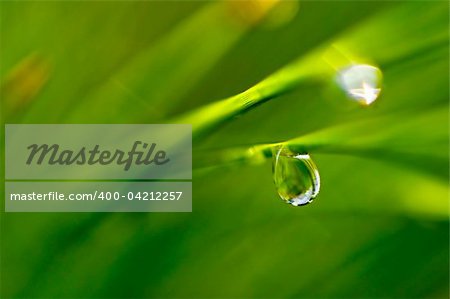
[272,146,320,206]
[337,64,382,105]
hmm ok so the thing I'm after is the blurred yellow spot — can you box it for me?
[227,0,281,26]
[1,53,50,112]
[262,1,299,28]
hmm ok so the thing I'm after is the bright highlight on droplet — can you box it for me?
[272,146,320,207]
[337,64,382,105]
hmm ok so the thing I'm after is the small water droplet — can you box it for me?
[337,64,382,105]
[272,146,320,206]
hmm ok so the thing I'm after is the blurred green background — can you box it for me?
[0,0,448,298]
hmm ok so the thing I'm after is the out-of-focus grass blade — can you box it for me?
[1,1,202,123]
[65,1,280,123]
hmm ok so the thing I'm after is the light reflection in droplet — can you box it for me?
[337,64,382,105]
[272,146,320,207]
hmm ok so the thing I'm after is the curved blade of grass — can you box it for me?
[194,106,448,181]
[174,53,329,139]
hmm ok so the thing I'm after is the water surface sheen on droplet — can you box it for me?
[272,147,320,206]
[337,64,382,105]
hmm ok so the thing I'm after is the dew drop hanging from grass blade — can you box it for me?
[272,146,320,206]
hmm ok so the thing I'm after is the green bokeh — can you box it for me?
[1,1,448,298]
